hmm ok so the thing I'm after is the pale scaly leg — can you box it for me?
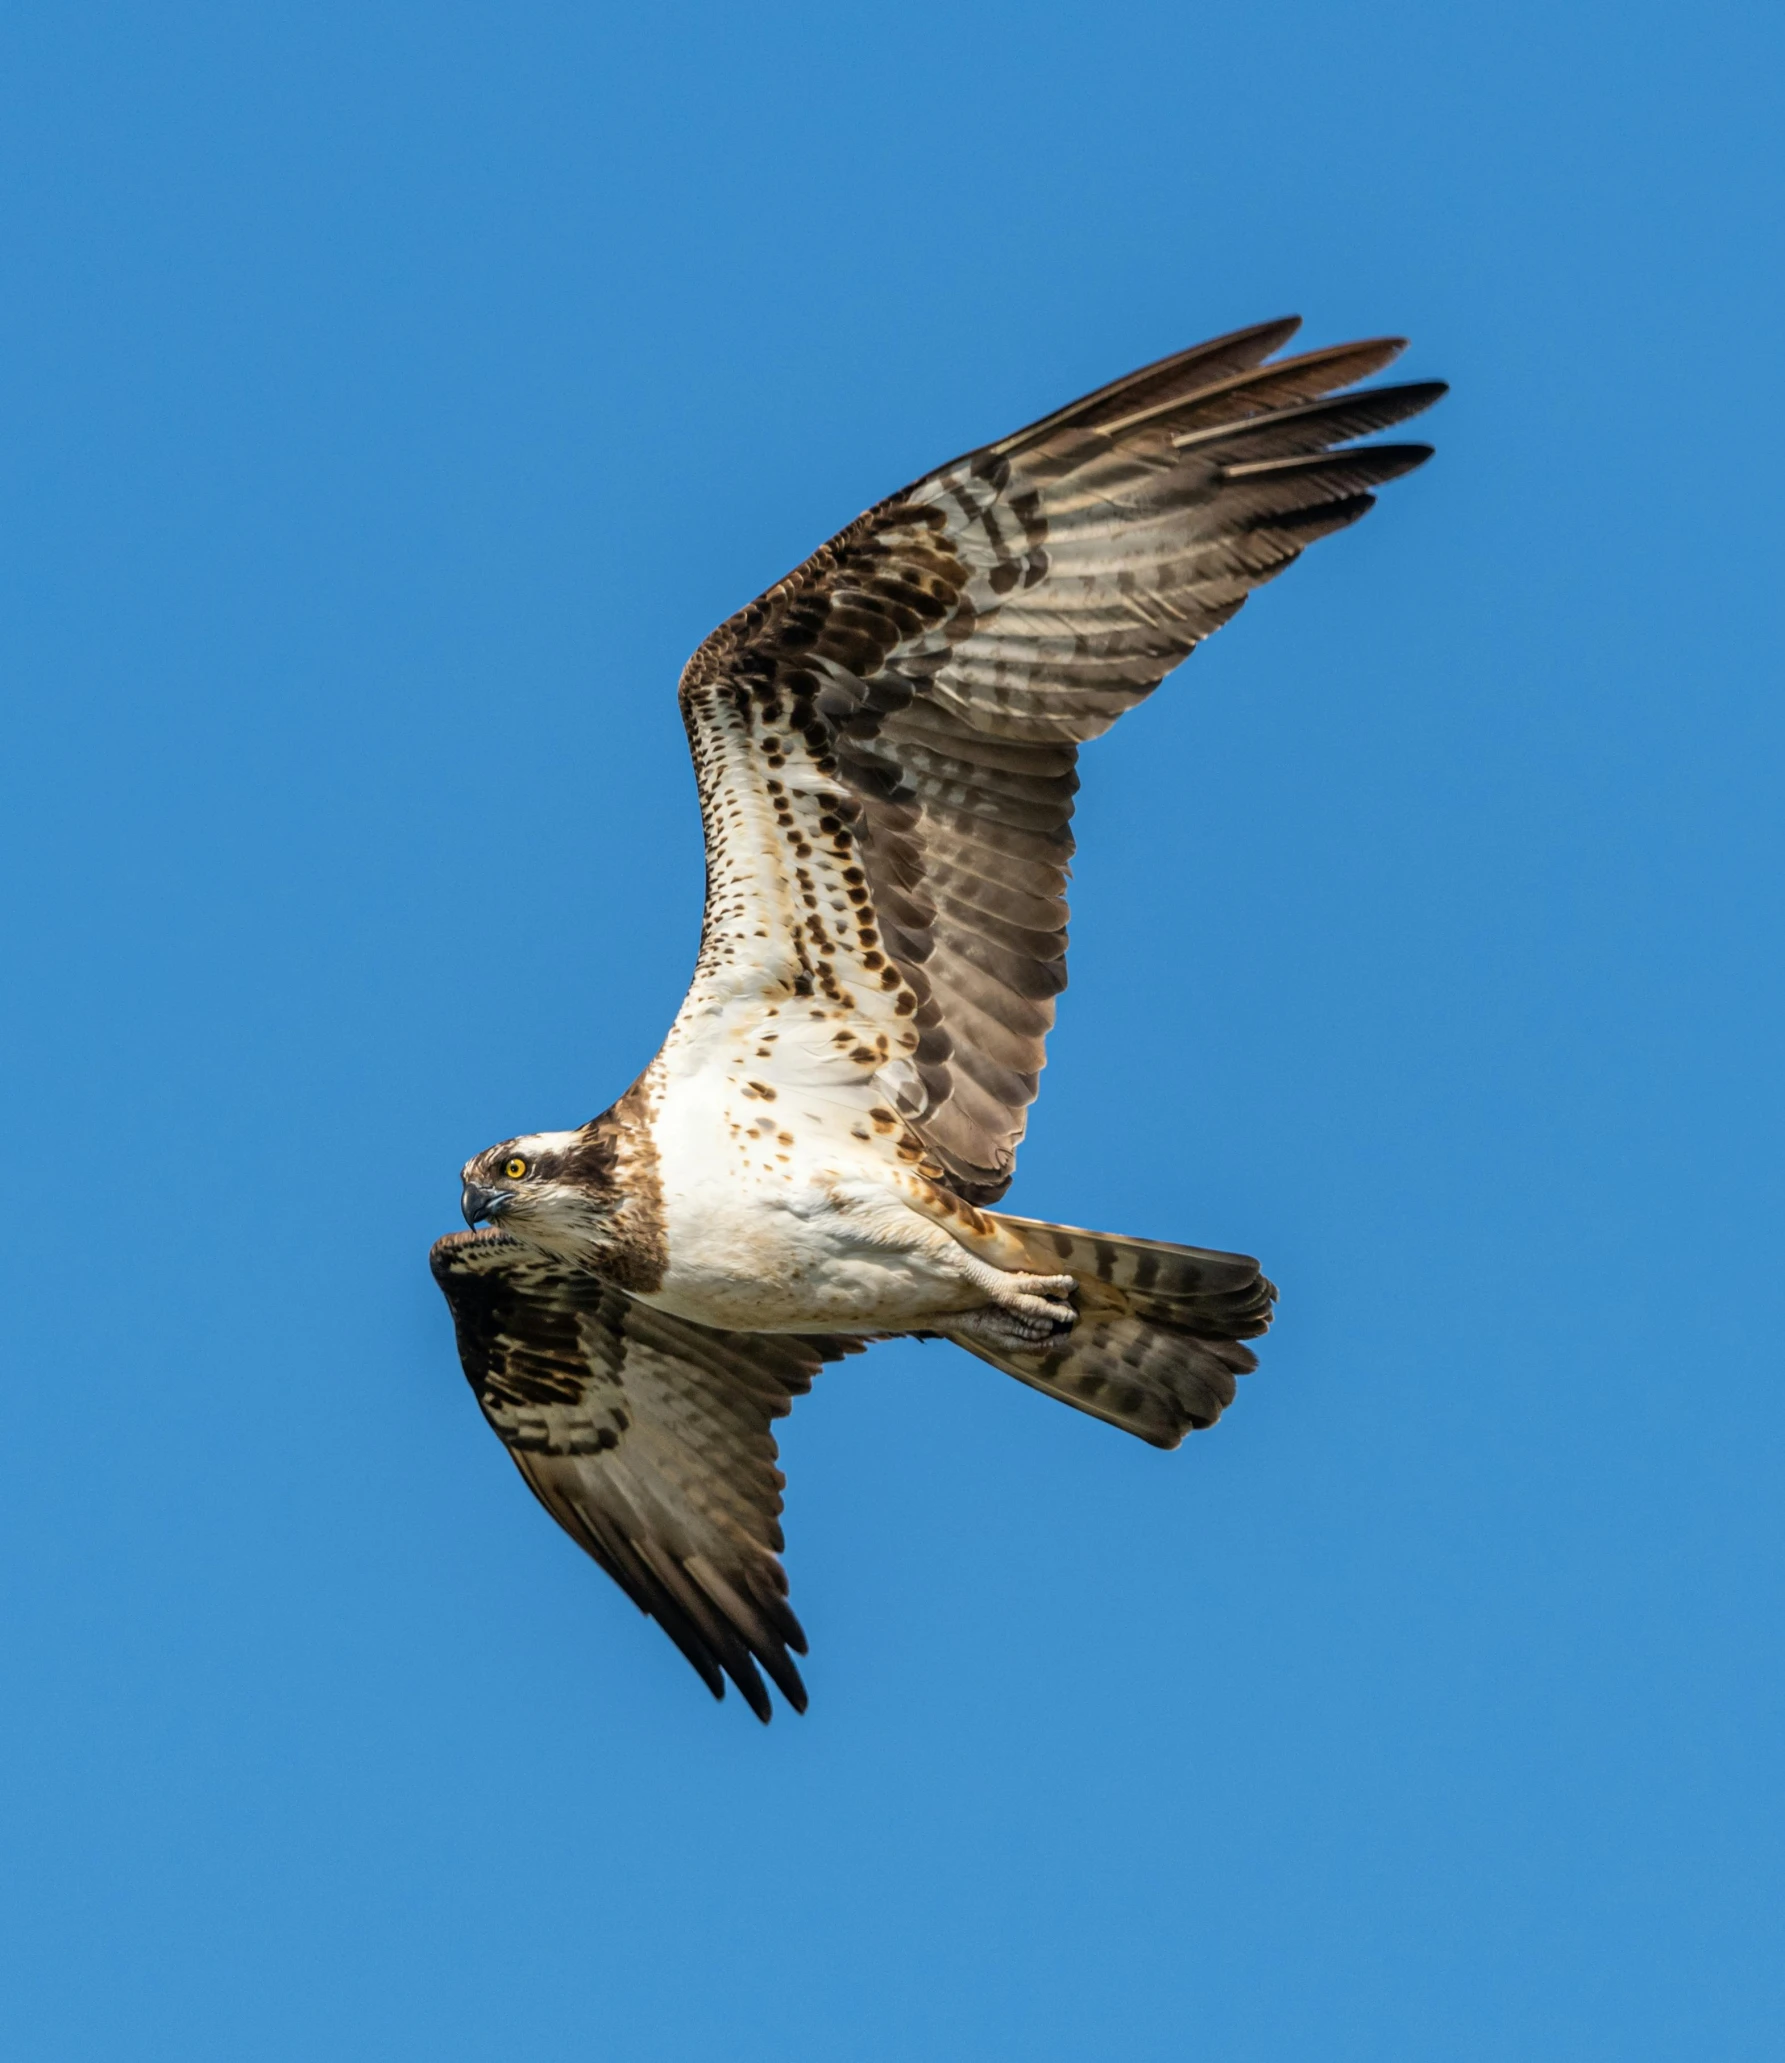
[816,1176,1078,1343]
[950,1273,1077,1351]
[907,1239,1077,1348]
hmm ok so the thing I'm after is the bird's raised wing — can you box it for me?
[674,317,1444,1200]
[430,1229,866,1720]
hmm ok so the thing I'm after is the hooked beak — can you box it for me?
[461,1181,507,1228]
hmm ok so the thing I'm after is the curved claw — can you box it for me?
[955,1293,1077,1353]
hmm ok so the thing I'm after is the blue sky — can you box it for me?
[1,2,1780,2056]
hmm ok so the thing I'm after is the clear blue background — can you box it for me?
[1,3,1779,2056]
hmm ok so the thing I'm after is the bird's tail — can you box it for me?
[944,1213,1277,1449]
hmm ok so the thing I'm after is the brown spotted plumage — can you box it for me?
[432,319,1443,1718]
[678,316,1442,1198]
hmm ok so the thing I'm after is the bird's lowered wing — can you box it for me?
[430,1229,867,1720]
[674,317,1444,1200]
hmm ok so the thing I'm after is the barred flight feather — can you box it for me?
[675,318,1443,1199]
[431,1230,866,1720]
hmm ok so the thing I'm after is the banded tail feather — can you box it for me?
[947,1215,1277,1449]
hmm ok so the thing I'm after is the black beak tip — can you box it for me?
[461,1182,501,1228]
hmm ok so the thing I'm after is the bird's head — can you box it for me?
[459,1127,621,1263]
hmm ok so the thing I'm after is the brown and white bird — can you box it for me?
[431,317,1443,1720]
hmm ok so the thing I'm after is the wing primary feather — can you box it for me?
[429,1231,863,1720]
[1095,335,1410,440]
[676,315,1441,1200]
[1170,379,1448,457]
[977,318,1305,462]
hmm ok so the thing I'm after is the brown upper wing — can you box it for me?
[676,317,1444,1199]
[430,1229,867,1721]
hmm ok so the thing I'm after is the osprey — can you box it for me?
[432,317,1443,1720]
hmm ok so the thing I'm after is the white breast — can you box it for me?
[638,1056,982,1336]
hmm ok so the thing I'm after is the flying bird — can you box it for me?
[432,317,1443,1720]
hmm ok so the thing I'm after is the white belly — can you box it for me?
[638,1068,983,1335]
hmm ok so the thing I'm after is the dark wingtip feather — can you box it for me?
[1244,489,1380,539]
[1365,441,1436,476]
[752,1637,809,1715]
[1378,381,1448,418]
[730,1653,774,1725]
[987,316,1306,462]
[1220,440,1436,485]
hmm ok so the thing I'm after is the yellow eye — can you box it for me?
[504,1156,528,1180]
